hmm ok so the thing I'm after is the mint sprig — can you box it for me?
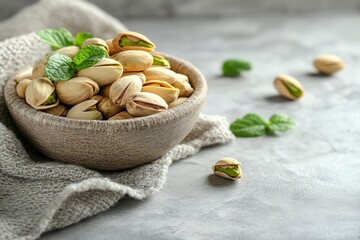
[37,28,94,50]
[73,45,107,71]
[45,53,76,81]
[230,113,296,137]
[222,59,251,77]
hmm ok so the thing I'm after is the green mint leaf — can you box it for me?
[45,53,75,81]
[73,45,106,71]
[282,81,303,98]
[37,28,74,50]
[230,114,267,137]
[268,114,296,134]
[73,32,94,46]
[222,59,252,77]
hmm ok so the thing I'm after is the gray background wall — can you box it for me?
[1,0,360,21]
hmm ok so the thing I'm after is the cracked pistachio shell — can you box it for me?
[111,50,153,72]
[54,46,80,59]
[108,111,134,120]
[109,75,142,108]
[172,78,194,97]
[313,54,344,75]
[100,84,111,97]
[25,77,59,110]
[81,38,109,52]
[106,39,117,55]
[142,80,179,104]
[56,77,99,105]
[32,58,47,78]
[77,58,123,87]
[98,97,122,118]
[212,158,242,180]
[66,100,102,120]
[121,72,146,84]
[274,74,304,100]
[112,31,156,52]
[126,92,168,117]
[91,95,105,104]
[43,104,67,117]
[143,67,177,84]
[15,66,33,83]
[169,97,188,108]
[16,79,32,98]
[151,53,171,69]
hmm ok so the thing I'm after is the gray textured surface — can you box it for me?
[38,14,360,240]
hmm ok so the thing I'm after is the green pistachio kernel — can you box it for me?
[282,81,302,98]
[215,166,240,178]
[43,91,57,105]
[153,57,170,67]
[120,36,152,48]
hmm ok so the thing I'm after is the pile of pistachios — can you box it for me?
[15,30,194,120]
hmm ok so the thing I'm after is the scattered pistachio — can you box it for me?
[313,54,344,75]
[212,158,242,180]
[274,74,304,100]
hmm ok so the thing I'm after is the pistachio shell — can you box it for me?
[274,74,304,100]
[43,104,67,117]
[25,77,59,110]
[112,31,156,52]
[109,75,142,108]
[176,73,189,83]
[313,54,344,74]
[54,46,80,59]
[106,39,117,55]
[56,77,99,105]
[121,72,146,84]
[111,50,153,72]
[100,84,111,97]
[98,97,122,118]
[77,58,123,87]
[126,92,168,117]
[15,66,33,82]
[66,100,102,120]
[212,158,242,180]
[172,78,194,97]
[16,79,32,98]
[32,58,47,78]
[108,111,134,120]
[90,95,105,104]
[82,38,109,52]
[169,97,188,108]
[142,80,179,104]
[143,67,177,84]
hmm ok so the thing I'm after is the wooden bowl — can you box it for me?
[4,54,207,170]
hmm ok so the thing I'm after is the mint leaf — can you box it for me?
[45,53,75,81]
[73,32,94,46]
[268,114,296,134]
[37,28,74,50]
[73,45,106,71]
[230,114,267,137]
[222,59,251,77]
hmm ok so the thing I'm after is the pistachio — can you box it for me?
[56,77,99,105]
[169,97,188,108]
[25,77,59,110]
[108,111,134,120]
[32,58,47,78]
[15,66,33,82]
[313,54,344,75]
[109,75,142,108]
[112,31,156,52]
[66,99,102,120]
[212,158,242,180]
[100,84,111,97]
[90,95,105,104]
[151,53,170,68]
[176,73,189,83]
[143,67,177,84]
[111,50,153,72]
[81,38,109,52]
[126,92,168,117]
[274,74,304,100]
[54,46,80,59]
[172,78,194,97]
[16,79,32,98]
[98,97,122,118]
[106,39,117,55]
[77,58,123,87]
[43,104,67,117]
[121,72,146,84]
[142,80,179,104]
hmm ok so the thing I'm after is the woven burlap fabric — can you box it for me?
[0,1,234,239]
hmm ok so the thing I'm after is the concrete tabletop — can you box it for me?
[40,14,360,240]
